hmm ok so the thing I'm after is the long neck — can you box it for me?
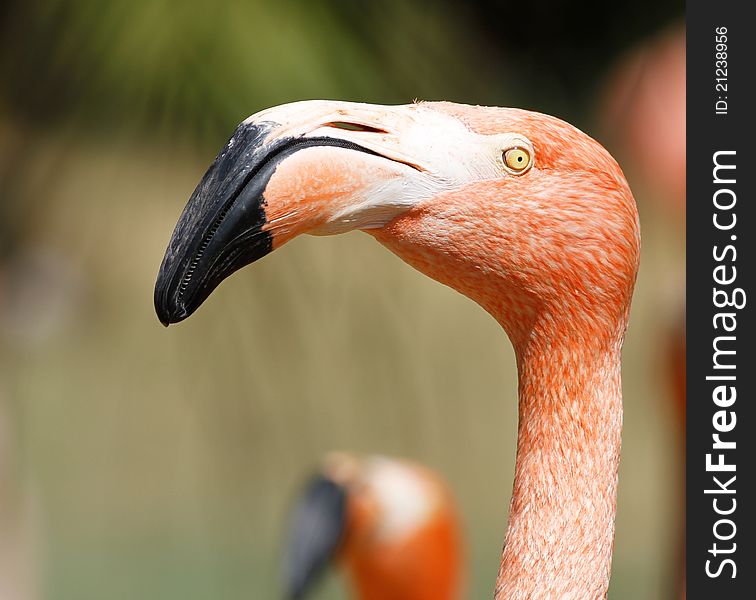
[494,312,624,600]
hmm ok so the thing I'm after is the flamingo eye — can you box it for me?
[503,147,532,174]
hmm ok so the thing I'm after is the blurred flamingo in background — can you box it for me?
[154,100,640,598]
[601,23,685,425]
[602,24,686,598]
[282,453,463,600]
[602,24,685,215]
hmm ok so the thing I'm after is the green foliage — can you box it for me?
[1,1,507,144]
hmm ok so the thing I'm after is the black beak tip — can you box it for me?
[154,283,190,327]
[155,305,174,327]
[155,303,189,327]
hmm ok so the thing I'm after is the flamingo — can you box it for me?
[154,100,640,599]
[282,452,463,600]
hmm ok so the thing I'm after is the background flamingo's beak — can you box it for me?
[282,474,347,600]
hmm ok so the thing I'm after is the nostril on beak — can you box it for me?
[326,122,388,134]
[322,122,425,173]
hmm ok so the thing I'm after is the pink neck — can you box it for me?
[494,312,623,599]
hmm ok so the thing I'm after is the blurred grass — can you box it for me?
[1,0,683,141]
[1,0,510,145]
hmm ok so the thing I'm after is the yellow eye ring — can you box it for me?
[503,147,531,173]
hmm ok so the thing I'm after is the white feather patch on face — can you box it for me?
[362,456,437,542]
[310,159,440,234]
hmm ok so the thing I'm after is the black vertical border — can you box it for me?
[687,2,754,598]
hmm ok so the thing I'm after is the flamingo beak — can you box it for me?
[154,100,501,325]
[154,121,275,325]
[283,473,348,600]
[154,101,439,326]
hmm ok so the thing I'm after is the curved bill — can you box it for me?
[153,121,381,325]
[154,100,496,326]
[282,474,348,600]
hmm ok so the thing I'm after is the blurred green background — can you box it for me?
[1,1,685,598]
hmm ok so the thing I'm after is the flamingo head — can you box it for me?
[283,453,462,600]
[154,101,639,344]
